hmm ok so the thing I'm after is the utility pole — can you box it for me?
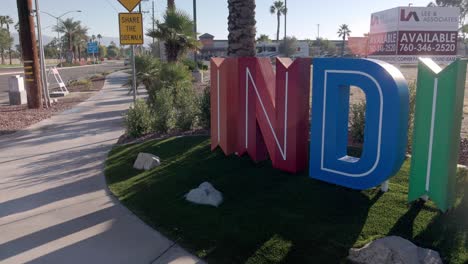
[17,0,42,109]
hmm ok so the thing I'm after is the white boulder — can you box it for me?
[133,153,161,170]
[185,182,223,207]
[348,236,442,264]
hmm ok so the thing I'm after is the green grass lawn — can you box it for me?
[105,136,467,264]
[0,64,22,68]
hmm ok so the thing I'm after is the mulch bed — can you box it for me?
[0,78,106,136]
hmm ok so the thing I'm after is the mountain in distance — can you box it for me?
[11,33,151,47]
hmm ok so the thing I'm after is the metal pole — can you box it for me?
[284,0,287,40]
[193,0,198,70]
[34,0,50,107]
[152,0,155,45]
[131,45,136,102]
[57,18,62,67]
[17,0,43,109]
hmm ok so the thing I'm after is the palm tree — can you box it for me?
[0,16,14,64]
[168,0,175,10]
[73,25,89,61]
[337,24,351,56]
[146,9,198,62]
[270,1,286,42]
[227,0,256,57]
[55,18,81,61]
[97,34,102,45]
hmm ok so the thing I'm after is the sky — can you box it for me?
[2,0,433,43]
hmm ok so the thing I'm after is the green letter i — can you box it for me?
[409,58,467,212]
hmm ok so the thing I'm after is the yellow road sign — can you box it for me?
[119,13,144,45]
[117,0,141,12]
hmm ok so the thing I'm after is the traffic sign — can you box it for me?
[87,42,99,54]
[119,13,144,45]
[117,0,141,12]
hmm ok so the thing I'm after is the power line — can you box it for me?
[104,0,119,12]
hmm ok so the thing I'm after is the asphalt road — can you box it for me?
[0,61,127,105]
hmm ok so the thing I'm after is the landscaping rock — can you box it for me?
[185,182,223,207]
[133,153,160,170]
[348,236,442,264]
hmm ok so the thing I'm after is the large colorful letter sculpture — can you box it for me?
[210,57,311,173]
[309,59,409,189]
[408,58,468,212]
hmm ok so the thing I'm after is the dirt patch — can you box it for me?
[0,78,105,137]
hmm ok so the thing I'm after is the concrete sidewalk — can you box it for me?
[0,72,203,264]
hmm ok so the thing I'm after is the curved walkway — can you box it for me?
[0,72,202,264]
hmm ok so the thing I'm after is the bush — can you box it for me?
[124,99,154,138]
[152,88,176,133]
[147,62,196,133]
[174,85,199,131]
[198,85,210,129]
[68,78,93,89]
[407,82,417,149]
[349,102,366,144]
[349,82,417,146]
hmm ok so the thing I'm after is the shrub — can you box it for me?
[407,81,417,149]
[174,85,199,131]
[124,99,154,138]
[198,85,211,129]
[147,62,196,133]
[349,82,417,147]
[68,78,93,89]
[182,59,197,71]
[349,102,366,144]
[152,88,176,133]
[124,55,161,94]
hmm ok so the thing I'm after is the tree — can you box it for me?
[55,18,81,61]
[227,0,256,57]
[429,0,468,38]
[256,34,271,42]
[0,16,14,64]
[146,9,198,62]
[168,0,175,10]
[44,38,60,59]
[107,42,119,58]
[279,36,297,57]
[0,28,13,65]
[97,34,102,45]
[73,25,89,61]
[270,1,286,42]
[337,24,351,56]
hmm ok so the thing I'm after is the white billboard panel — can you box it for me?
[368,6,460,64]
[398,7,459,31]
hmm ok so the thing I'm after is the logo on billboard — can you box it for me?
[371,15,380,25]
[400,9,420,22]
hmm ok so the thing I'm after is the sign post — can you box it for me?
[118,12,143,102]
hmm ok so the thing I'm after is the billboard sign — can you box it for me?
[369,6,459,64]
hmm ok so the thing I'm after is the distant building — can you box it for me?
[199,33,228,59]
[199,33,310,59]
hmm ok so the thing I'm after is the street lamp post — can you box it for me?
[41,10,81,67]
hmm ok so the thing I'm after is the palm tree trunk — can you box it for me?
[342,36,345,56]
[1,49,4,65]
[167,0,175,10]
[276,12,280,42]
[227,0,256,57]
[7,24,12,65]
